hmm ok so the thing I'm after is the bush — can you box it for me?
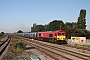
[13,40,26,53]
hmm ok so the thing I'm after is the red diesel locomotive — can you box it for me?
[37,30,67,43]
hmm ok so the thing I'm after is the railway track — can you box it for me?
[62,44,90,51]
[33,41,90,60]
[0,37,9,47]
[0,35,11,60]
[14,36,69,60]
[14,36,90,60]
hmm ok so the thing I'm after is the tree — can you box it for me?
[31,20,65,32]
[77,9,86,29]
[17,30,23,33]
[65,22,74,28]
[31,24,45,32]
[35,25,45,32]
[0,32,5,36]
[47,20,65,31]
[1,32,4,34]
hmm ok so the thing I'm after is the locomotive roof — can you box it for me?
[38,30,65,33]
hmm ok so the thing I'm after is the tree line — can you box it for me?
[31,9,90,39]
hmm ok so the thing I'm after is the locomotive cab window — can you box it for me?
[62,33,65,36]
[49,34,53,37]
[58,33,61,36]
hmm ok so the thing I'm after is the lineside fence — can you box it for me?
[67,39,90,45]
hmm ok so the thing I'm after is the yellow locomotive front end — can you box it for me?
[57,35,66,40]
[56,31,67,44]
[57,33,66,40]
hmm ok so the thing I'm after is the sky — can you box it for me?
[0,0,90,33]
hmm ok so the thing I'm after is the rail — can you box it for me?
[0,36,11,60]
[14,36,90,60]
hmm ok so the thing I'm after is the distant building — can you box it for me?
[33,23,36,29]
[31,23,37,32]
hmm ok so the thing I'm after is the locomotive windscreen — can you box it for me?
[58,33,61,36]
[58,33,65,36]
[62,33,65,36]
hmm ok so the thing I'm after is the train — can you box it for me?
[15,30,67,44]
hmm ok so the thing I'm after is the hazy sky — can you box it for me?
[0,0,90,33]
